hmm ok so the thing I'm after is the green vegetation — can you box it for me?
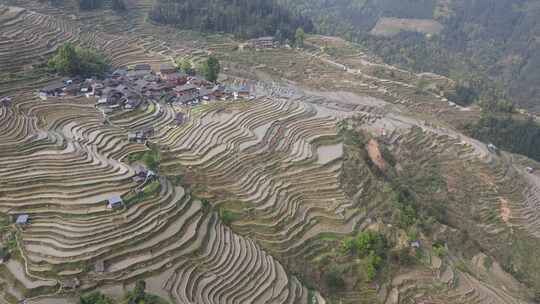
[279,0,540,111]
[175,57,194,75]
[142,150,160,172]
[342,231,387,257]
[341,231,388,282]
[128,146,161,171]
[80,292,115,304]
[432,241,446,258]
[465,113,540,162]
[124,180,161,207]
[390,247,417,266]
[125,280,169,304]
[78,0,103,10]
[295,27,305,48]
[483,255,493,270]
[218,208,238,226]
[0,247,10,262]
[48,43,109,78]
[325,265,346,291]
[149,0,313,40]
[112,0,126,11]
[447,84,479,107]
[198,56,220,83]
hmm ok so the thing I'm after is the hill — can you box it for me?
[2,1,540,304]
[279,0,540,113]
[148,0,313,40]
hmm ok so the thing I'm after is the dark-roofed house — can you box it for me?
[134,64,152,71]
[212,85,226,99]
[15,214,29,225]
[176,94,198,105]
[164,72,188,85]
[128,128,152,143]
[133,165,147,183]
[40,82,65,97]
[112,69,128,79]
[95,260,105,273]
[174,84,199,103]
[0,247,10,264]
[128,132,138,142]
[124,94,143,110]
[127,69,151,80]
[158,63,177,76]
[64,84,80,96]
[107,196,123,210]
[174,112,185,126]
[188,76,211,88]
[62,278,80,290]
[142,127,154,137]
[234,85,250,99]
[198,88,214,102]
[149,82,175,93]
[248,36,275,49]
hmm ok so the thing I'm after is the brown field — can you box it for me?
[370,17,443,37]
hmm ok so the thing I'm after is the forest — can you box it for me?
[465,114,540,163]
[149,0,313,41]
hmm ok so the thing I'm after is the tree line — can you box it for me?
[149,0,313,40]
[78,0,126,11]
[465,113,540,162]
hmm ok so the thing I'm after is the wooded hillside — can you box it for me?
[149,0,313,40]
[280,0,540,112]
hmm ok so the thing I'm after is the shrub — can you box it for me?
[80,291,114,304]
[325,266,345,291]
[432,242,446,257]
[447,84,478,107]
[219,209,237,225]
[112,0,126,11]
[341,231,388,258]
[364,252,382,281]
[483,255,493,270]
[198,56,220,83]
[390,248,416,266]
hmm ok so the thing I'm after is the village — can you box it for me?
[22,62,255,228]
[38,62,254,114]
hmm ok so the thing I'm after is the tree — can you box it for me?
[48,43,80,76]
[274,29,285,44]
[295,27,305,48]
[148,0,313,41]
[78,0,102,10]
[325,265,345,291]
[48,43,109,77]
[128,280,146,304]
[80,291,114,304]
[200,56,220,83]
[176,57,194,75]
[112,0,126,11]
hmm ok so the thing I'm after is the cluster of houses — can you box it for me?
[38,63,254,113]
[247,36,276,49]
[127,127,154,144]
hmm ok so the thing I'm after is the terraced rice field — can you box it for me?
[2,1,540,304]
[0,5,329,303]
[0,90,330,304]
